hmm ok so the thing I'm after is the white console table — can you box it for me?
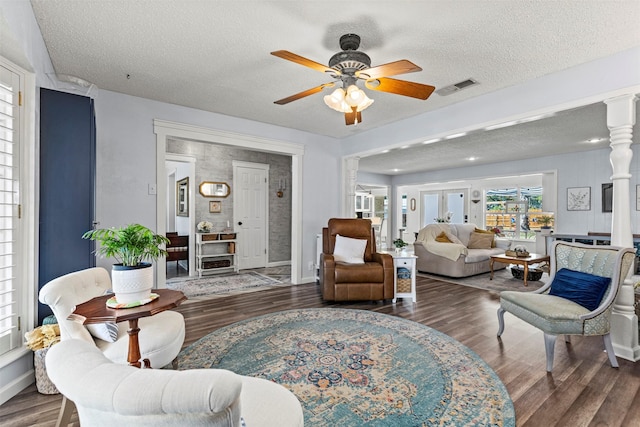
[196,232,239,277]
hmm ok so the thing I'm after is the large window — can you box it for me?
[485,186,548,240]
[0,63,21,357]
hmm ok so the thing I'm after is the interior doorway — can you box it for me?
[165,154,195,278]
[154,120,305,286]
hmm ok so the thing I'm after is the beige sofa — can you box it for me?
[414,223,510,278]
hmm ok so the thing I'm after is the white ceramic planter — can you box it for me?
[111,263,153,303]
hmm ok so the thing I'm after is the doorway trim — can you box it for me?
[154,120,305,285]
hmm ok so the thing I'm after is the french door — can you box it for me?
[421,189,468,226]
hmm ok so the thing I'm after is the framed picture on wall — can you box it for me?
[567,186,591,211]
[602,183,613,213]
[209,201,222,213]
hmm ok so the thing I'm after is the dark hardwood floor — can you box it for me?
[2,277,639,426]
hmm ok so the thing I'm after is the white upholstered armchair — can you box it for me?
[39,267,185,368]
[46,339,305,426]
[497,241,635,372]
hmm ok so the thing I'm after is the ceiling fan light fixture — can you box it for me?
[324,86,373,113]
[345,85,364,106]
[323,88,347,112]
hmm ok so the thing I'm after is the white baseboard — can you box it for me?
[300,274,317,284]
[0,369,34,406]
[266,260,291,268]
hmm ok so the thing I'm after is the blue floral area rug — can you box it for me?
[177,308,515,426]
[166,272,284,299]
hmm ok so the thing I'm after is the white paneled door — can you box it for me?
[233,161,268,270]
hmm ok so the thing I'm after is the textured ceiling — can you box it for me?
[28,0,640,172]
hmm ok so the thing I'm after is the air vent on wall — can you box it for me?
[435,78,479,96]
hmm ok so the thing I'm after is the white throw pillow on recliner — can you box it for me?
[333,234,367,264]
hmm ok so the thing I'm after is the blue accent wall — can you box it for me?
[38,88,96,324]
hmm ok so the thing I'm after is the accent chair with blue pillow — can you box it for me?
[497,241,635,372]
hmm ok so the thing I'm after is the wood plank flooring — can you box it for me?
[1,277,639,426]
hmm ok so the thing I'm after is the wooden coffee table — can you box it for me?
[68,289,186,368]
[490,253,550,286]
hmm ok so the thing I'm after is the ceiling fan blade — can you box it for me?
[271,50,340,76]
[345,107,362,126]
[274,83,335,105]
[365,77,435,100]
[356,59,421,80]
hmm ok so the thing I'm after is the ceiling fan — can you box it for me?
[271,34,436,125]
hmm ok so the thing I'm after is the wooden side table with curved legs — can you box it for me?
[68,289,186,368]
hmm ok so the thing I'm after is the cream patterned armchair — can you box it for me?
[497,241,635,372]
[46,339,305,426]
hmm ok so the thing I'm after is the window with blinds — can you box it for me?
[0,64,20,357]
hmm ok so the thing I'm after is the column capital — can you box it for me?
[605,94,637,128]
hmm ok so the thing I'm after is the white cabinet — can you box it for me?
[355,193,373,213]
[381,250,417,303]
[196,233,239,277]
[392,253,417,303]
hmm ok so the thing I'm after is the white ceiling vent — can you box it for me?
[436,78,479,96]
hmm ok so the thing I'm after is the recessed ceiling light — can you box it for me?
[586,137,606,143]
[467,157,477,161]
[423,138,440,144]
[400,145,410,149]
[445,132,467,140]
[381,149,390,153]
[519,113,553,123]
[484,121,519,131]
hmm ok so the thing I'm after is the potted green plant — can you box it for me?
[538,215,554,235]
[393,238,408,253]
[83,224,170,303]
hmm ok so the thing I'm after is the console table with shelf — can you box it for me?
[195,232,239,277]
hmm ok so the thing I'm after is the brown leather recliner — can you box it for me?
[319,218,394,301]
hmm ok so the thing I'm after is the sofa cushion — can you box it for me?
[467,232,494,249]
[333,234,367,264]
[86,322,118,343]
[450,223,476,247]
[548,268,611,311]
[435,231,463,244]
[474,228,497,247]
[435,231,451,243]
[464,248,504,263]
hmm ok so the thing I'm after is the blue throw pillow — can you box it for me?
[549,268,611,311]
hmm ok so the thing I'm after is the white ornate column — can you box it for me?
[606,94,640,361]
[342,157,359,218]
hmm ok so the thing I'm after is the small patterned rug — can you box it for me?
[166,271,284,299]
[177,308,515,426]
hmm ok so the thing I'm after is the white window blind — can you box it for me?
[0,64,20,356]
